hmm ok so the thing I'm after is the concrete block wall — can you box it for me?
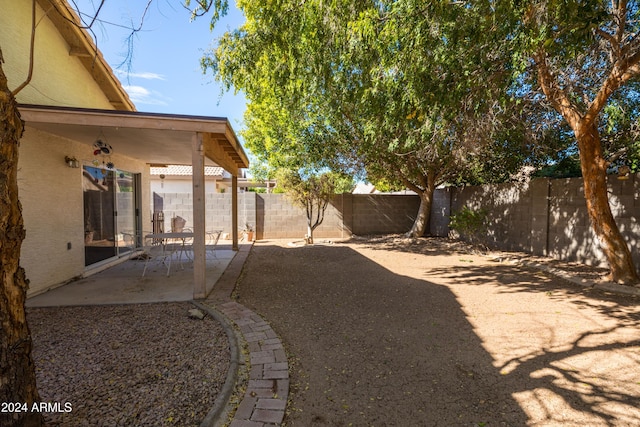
[155,174,638,272]
[349,194,421,235]
[528,179,551,256]
[153,192,256,235]
[256,193,421,239]
[152,192,422,240]
[430,189,452,237]
[547,178,595,263]
[451,181,537,253]
[258,194,346,240]
[450,175,640,272]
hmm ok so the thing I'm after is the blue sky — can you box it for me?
[71,0,247,131]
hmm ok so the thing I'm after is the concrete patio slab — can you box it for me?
[27,243,239,307]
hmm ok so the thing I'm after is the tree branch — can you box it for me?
[534,50,582,127]
[586,49,640,124]
[11,0,37,96]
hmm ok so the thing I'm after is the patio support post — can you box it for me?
[232,174,238,251]
[192,132,206,299]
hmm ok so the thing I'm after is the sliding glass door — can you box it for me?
[115,170,137,255]
[83,166,140,266]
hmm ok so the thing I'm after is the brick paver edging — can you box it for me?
[192,301,241,427]
[216,302,289,427]
[202,243,289,426]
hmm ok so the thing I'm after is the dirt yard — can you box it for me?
[235,236,640,426]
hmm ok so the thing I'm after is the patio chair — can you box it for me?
[121,231,140,255]
[142,234,179,277]
[173,227,193,263]
[206,230,222,259]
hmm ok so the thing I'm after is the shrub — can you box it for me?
[449,206,488,245]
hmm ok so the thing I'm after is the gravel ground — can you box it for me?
[27,302,230,427]
[236,236,640,426]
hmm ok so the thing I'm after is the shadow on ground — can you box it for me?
[423,261,640,426]
[235,240,640,426]
[237,243,526,426]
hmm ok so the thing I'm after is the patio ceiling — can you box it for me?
[18,104,249,174]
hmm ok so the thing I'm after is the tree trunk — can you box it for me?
[575,123,639,285]
[0,51,43,427]
[534,50,639,285]
[306,223,313,244]
[306,196,330,245]
[405,178,435,238]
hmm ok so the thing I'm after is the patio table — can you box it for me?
[145,232,194,240]
[145,232,194,262]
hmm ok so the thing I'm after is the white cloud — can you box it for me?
[122,85,169,106]
[115,70,165,80]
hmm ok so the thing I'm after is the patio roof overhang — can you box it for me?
[18,104,249,174]
[18,104,249,299]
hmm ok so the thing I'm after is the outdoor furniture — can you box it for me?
[177,228,194,260]
[142,232,193,277]
[206,230,222,259]
[171,216,187,232]
[142,233,181,277]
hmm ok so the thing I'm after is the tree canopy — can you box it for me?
[199,0,640,282]
[203,0,535,237]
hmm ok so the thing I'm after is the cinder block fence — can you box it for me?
[152,192,420,240]
[438,175,640,271]
[152,173,639,273]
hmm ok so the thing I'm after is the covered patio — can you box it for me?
[27,241,244,307]
[20,104,249,300]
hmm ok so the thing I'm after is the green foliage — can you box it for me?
[276,169,352,206]
[627,141,640,173]
[509,0,640,160]
[534,155,582,179]
[449,206,488,245]
[275,169,352,242]
[199,0,530,238]
[369,177,404,193]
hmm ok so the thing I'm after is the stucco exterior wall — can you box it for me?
[1,1,150,295]
[19,128,85,291]
[0,0,114,109]
[19,127,150,295]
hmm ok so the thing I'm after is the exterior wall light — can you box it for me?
[65,156,80,168]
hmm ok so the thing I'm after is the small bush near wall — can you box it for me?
[449,206,488,246]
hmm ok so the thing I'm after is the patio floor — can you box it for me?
[26,242,238,307]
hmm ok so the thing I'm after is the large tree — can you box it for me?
[513,0,640,284]
[202,0,526,237]
[0,49,43,427]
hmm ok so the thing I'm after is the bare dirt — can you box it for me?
[235,236,640,426]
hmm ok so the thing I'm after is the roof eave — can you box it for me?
[38,0,135,111]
